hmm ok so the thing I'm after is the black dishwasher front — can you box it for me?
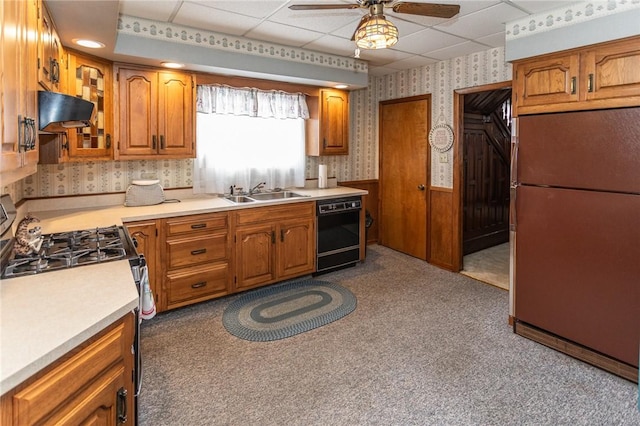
[315,197,361,274]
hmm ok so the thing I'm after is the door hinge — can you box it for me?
[155,228,158,237]
[116,72,119,82]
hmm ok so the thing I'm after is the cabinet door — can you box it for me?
[514,52,580,112]
[277,217,315,279]
[319,89,349,155]
[235,224,277,290]
[582,38,640,103]
[47,364,126,426]
[67,52,113,160]
[126,221,158,311]
[117,68,158,156]
[157,72,194,156]
[1,0,38,182]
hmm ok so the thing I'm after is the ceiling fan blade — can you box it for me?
[392,2,460,18]
[288,4,361,11]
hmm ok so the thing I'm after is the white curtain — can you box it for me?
[194,85,309,195]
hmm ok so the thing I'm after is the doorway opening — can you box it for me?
[454,83,512,290]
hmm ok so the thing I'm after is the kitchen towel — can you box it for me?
[318,164,328,189]
[140,266,156,320]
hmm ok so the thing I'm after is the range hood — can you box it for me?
[38,91,95,133]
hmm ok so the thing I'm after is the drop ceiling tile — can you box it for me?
[245,21,324,46]
[394,28,467,55]
[385,55,438,70]
[424,40,492,60]
[475,31,506,48]
[190,1,288,19]
[435,3,529,39]
[173,2,262,35]
[509,0,570,14]
[357,49,413,67]
[120,0,180,21]
[304,34,360,57]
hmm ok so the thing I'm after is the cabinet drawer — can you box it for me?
[12,319,128,425]
[165,212,228,237]
[166,263,229,305]
[235,201,314,226]
[166,232,228,269]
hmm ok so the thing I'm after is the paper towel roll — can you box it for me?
[318,164,328,189]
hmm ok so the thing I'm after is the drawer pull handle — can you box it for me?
[191,223,207,229]
[117,387,128,423]
[191,282,207,289]
[191,248,207,255]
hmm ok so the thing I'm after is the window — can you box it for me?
[193,85,309,194]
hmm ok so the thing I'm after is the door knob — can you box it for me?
[417,184,425,191]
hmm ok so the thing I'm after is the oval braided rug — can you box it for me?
[222,279,356,341]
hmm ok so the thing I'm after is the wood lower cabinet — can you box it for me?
[1,313,135,425]
[234,202,315,291]
[115,66,195,160]
[125,220,158,311]
[160,212,231,311]
[514,35,640,115]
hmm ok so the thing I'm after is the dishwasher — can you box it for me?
[315,196,362,274]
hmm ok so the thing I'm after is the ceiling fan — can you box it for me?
[289,1,460,50]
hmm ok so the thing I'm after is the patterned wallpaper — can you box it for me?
[9,45,510,201]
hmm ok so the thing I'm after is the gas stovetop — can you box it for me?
[1,225,137,279]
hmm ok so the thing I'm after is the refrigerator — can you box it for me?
[511,107,640,374]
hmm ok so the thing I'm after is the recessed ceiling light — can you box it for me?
[161,62,185,69]
[73,39,105,49]
[335,84,348,89]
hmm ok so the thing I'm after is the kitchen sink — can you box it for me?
[249,191,306,200]
[225,195,255,203]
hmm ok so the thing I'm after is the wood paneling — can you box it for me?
[428,187,454,270]
[338,179,379,244]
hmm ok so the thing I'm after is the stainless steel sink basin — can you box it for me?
[225,195,255,203]
[249,191,305,200]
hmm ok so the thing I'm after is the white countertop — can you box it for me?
[0,262,139,394]
[0,186,366,395]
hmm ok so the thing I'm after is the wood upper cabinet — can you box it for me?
[126,220,158,310]
[234,202,315,291]
[1,313,135,425]
[513,36,640,115]
[40,51,114,163]
[37,2,64,92]
[306,89,349,156]
[116,66,195,160]
[159,212,231,311]
[1,0,39,185]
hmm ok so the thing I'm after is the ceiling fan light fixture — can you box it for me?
[354,14,398,49]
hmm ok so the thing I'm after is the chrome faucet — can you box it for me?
[249,181,266,195]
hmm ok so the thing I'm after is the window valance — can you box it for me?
[196,84,309,119]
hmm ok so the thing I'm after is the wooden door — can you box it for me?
[379,95,430,260]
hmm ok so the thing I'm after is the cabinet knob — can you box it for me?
[417,184,425,191]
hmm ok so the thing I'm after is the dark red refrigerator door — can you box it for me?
[515,185,640,367]
[517,107,640,194]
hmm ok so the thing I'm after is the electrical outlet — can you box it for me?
[439,153,448,163]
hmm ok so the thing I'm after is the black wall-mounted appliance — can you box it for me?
[38,91,95,133]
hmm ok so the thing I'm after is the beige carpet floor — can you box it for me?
[461,243,510,290]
